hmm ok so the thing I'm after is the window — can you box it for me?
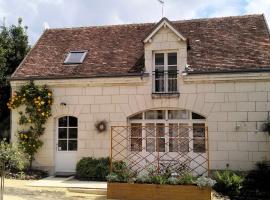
[153,52,178,93]
[131,123,142,152]
[64,51,87,64]
[193,123,206,153]
[58,116,78,151]
[128,109,206,153]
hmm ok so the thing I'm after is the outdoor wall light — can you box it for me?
[60,102,67,106]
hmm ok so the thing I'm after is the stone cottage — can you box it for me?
[10,14,270,175]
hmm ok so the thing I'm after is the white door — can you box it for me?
[55,116,78,173]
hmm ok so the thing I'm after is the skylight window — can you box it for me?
[64,51,87,64]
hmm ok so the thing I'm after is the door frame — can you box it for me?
[54,115,78,173]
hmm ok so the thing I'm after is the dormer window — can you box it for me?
[153,52,178,93]
[64,50,87,64]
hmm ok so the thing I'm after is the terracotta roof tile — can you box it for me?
[12,14,270,79]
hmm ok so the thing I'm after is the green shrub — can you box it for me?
[76,157,109,181]
[0,139,26,171]
[111,161,133,182]
[214,170,244,197]
[237,161,270,200]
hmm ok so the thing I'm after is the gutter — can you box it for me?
[10,72,149,81]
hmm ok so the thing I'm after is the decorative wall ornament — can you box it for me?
[95,120,108,133]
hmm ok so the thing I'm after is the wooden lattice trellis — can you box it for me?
[110,125,209,176]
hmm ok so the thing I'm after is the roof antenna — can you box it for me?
[157,0,165,18]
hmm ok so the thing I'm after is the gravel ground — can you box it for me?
[3,179,106,200]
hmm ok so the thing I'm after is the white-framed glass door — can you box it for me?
[55,116,78,173]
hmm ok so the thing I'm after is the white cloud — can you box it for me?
[245,0,270,23]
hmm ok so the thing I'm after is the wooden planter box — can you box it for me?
[107,182,211,200]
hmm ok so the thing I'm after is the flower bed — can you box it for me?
[107,161,215,200]
[107,182,211,200]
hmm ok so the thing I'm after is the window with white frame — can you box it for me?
[153,52,178,93]
[128,109,206,153]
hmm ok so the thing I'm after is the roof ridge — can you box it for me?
[171,14,264,23]
[45,14,264,31]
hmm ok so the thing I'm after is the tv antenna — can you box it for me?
[157,0,165,18]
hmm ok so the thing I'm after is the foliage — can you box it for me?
[167,177,179,185]
[111,160,134,182]
[8,81,53,168]
[237,161,270,200]
[0,139,26,171]
[196,176,216,188]
[213,170,244,197]
[76,157,110,181]
[0,18,30,139]
[178,173,197,185]
[5,168,48,180]
[107,161,215,188]
[136,170,151,183]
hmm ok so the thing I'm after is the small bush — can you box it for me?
[76,157,109,181]
[111,161,134,182]
[214,170,244,197]
[237,161,270,200]
[178,173,196,185]
[0,139,26,171]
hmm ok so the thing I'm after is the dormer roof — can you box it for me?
[143,17,186,43]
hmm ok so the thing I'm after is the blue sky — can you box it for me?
[0,0,269,44]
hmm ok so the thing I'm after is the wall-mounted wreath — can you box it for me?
[95,120,108,133]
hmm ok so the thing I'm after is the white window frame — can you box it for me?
[64,50,87,64]
[153,51,178,93]
[129,110,206,154]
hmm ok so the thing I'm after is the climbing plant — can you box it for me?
[7,81,53,168]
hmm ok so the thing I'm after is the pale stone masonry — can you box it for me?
[10,15,270,174]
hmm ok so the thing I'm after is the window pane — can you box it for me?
[69,116,78,127]
[145,110,165,119]
[193,139,205,153]
[131,123,142,137]
[59,117,68,127]
[65,52,86,64]
[68,140,77,151]
[131,138,142,151]
[168,110,189,119]
[179,124,189,137]
[146,138,155,152]
[58,128,67,139]
[156,138,165,152]
[192,112,205,119]
[146,123,155,137]
[156,123,165,137]
[155,74,164,92]
[168,53,177,65]
[169,123,178,137]
[179,138,189,152]
[58,140,67,151]
[169,138,178,152]
[155,53,164,65]
[69,128,78,139]
[193,124,205,137]
[129,113,143,120]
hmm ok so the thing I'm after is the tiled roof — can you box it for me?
[12,14,270,80]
